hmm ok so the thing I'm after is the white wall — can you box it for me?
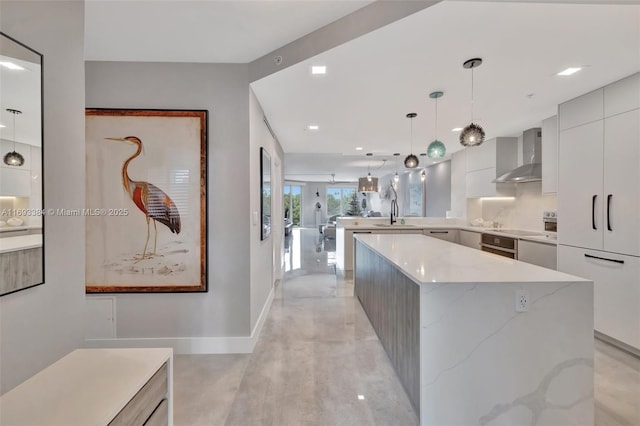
[0,0,86,393]
[85,61,255,341]
[249,88,283,329]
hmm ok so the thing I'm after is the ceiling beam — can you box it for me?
[249,0,442,83]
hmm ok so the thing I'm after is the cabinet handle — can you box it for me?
[354,231,372,234]
[429,231,449,234]
[592,195,597,230]
[607,194,612,231]
[584,253,624,264]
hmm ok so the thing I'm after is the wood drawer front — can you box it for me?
[144,399,168,426]
[109,363,167,426]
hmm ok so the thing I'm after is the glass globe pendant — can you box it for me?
[427,91,446,159]
[3,109,25,167]
[404,113,419,168]
[460,58,486,147]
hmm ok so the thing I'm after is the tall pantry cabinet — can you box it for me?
[557,73,640,353]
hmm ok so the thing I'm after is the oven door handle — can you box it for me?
[480,243,517,254]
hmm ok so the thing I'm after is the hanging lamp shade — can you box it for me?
[460,58,485,147]
[3,109,25,167]
[404,113,419,168]
[427,91,446,159]
[358,176,378,192]
[359,152,378,192]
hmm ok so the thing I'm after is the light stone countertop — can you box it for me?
[354,233,583,285]
[0,234,42,253]
[0,348,173,426]
[338,223,558,245]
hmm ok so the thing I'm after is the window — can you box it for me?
[283,184,302,225]
[326,187,356,217]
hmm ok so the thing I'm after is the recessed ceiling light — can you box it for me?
[357,395,365,400]
[355,147,363,151]
[311,66,326,75]
[452,127,463,132]
[0,61,24,71]
[557,67,582,76]
[307,124,319,131]
[0,124,5,128]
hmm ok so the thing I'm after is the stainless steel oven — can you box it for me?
[480,233,517,259]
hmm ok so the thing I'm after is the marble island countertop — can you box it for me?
[0,234,43,253]
[354,233,583,285]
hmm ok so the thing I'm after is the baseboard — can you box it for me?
[595,330,640,358]
[85,285,275,355]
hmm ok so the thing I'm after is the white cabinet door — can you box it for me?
[604,73,640,117]
[466,168,497,198]
[541,115,558,194]
[518,240,557,270]
[558,88,603,131]
[459,230,481,249]
[558,245,640,351]
[423,229,458,243]
[603,109,640,256]
[465,139,495,172]
[558,120,604,250]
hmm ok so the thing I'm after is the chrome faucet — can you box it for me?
[390,183,398,225]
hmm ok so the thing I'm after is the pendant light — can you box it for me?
[427,91,446,159]
[421,169,426,181]
[460,58,486,147]
[3,109,25,167]
[404,113,419,168]
[358,153,378,192]
[393,153,400,182]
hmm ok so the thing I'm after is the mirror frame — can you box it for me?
[0,31,45,296]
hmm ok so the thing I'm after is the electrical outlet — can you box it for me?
[515,290,529,312]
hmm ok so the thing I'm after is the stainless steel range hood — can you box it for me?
[493,128,542,183]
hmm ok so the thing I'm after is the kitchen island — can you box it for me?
[354,234,593,426]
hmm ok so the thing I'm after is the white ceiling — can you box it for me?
[83,1,640,183]
[84,0,372,63]
[252,1,640,181]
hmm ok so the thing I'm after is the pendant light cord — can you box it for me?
[12,111,16,150]
[410,116,414,154]
[435,97,438,140]
[471,67,475,121]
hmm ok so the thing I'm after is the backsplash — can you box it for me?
[467,181,557,231]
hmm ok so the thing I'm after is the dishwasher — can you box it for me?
[480,233,517,259]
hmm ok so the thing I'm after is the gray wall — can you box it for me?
[426,161,451,217]
[85,61,255,338]
[0,0,86,393]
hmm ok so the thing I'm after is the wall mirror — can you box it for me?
[260,147,271,240]
[0,32,44,296]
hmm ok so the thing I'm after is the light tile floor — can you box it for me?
[174,227,640,426]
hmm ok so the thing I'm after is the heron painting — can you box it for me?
[85,109,207,293]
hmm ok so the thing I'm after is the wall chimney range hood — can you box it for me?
[493,128,542,183]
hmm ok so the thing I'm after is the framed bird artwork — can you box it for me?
[85,109,207,293]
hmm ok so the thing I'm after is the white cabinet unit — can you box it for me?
[464,137,517,198]
[541,115,558,194]
[459,230,481,249]
[559,79,640,257]
[558,120,604,251]
[423,228,458,243]
[558,88,603,131]
[558,245,640,351]
[450,150,467,218]
[518,239,557,270]
[603,109,640,256]
[0,168,31,197]
[604,72,640,117]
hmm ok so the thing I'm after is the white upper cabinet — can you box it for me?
[464,137,517,198]
[604,73,640,117]
[541,115,558,194]
[558,88,603,131]
[450,149,467,218]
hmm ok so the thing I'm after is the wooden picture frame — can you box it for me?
[260,147,271,241]
[85,109,207,293]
